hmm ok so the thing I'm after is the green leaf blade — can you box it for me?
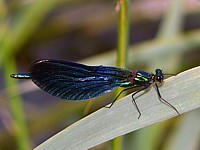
[35,66,200,150]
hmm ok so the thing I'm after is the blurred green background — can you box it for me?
[0,0,200,149]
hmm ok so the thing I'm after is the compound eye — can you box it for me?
[156,75,163,82]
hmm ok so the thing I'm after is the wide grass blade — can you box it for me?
[35,66,200,150]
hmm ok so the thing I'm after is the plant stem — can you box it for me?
[3,58,31,150]
[117,0,130,68]
[113,0,130,149]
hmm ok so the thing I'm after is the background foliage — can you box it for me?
[0,0,199,149]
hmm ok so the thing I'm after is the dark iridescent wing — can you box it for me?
[29,59,132,100]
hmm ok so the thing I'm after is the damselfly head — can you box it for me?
[154,69,164,83]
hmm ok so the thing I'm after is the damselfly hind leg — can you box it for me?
[105,86,137,108]
[105,85,150,119]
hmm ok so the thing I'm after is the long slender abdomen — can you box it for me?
[10,73,31,79]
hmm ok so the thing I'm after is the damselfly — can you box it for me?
[10,59,179,118]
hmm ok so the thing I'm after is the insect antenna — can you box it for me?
[163,73,176,76]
